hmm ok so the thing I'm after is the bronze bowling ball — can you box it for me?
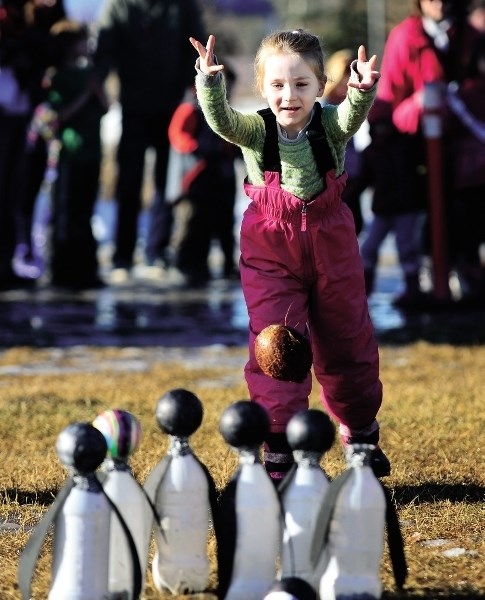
[254,324,313,383]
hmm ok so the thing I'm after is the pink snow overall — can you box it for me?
[240,106,383,439]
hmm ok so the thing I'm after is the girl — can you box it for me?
[189,30,389,480]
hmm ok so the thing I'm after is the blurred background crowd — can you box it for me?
[1,0,484,306]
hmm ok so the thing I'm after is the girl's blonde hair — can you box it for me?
[254,29,326,94]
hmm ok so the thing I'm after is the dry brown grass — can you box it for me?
[0,342,484,599]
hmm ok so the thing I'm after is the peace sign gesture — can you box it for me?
[189,34,225,76]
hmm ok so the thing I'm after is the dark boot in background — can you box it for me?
[364,268,375,296]
[393,272,427,307]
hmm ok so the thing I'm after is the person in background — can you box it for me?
[190,30,390,481]
[468,0,485,32]
[45,19,108,288]
[14,1,106,284]
[13,0,66,281]
[445,34,485,300]
[93,0,206,283]
[322,48,364,236]
[374,0,480,300]
[0,0,65,289]
[356,100,428,305]
[0,0,29,289]
[163,66,239,287]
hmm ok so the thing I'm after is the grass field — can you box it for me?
[0,342,483,599]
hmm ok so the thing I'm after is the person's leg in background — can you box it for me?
[0,112,32,288]
[14,136,48,277]
[50,159,101,288]
[145,112,174,269]
[111,111,147,273]
[393,211,426,305]
[359,214,392,296]
[173,195,211,285]
[212,174,237,279]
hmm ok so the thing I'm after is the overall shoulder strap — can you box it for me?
[306,102,336,178]
[257,107,281,172]
[257,103,335,176]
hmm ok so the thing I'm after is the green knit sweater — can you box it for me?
[195,71,376,201]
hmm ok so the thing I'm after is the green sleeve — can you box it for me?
[323,85,376,143]
[323,85,377,172]
[195,72,265,150]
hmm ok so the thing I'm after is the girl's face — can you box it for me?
[261,52,325,139]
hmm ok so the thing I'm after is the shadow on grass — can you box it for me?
[2,488,57,507]
[389,482,485,505]
[4,482,484,509]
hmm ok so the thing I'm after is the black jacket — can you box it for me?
[94,0,206,115]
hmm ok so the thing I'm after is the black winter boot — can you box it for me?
[343,430,391,478]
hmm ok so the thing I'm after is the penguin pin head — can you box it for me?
[219,400,269,451]
[93,409,141,462]
[155,388,203,438]
[56,422,107,475]
[345,443,375,468]
[286,409,335,455]
[263,576,317,600]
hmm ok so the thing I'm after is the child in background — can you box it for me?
[164,68,239,286]
[190,30,390,480]
[46,19,108,288]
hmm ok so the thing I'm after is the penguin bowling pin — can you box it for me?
[93,409,151,598]
[313,444,387,600]
[217,400,281,600]
[18,422,142,600]
[279,409,335,590]
[143,388,217,595]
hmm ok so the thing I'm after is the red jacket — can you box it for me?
[377,15,478,134]
[166,98,238,203]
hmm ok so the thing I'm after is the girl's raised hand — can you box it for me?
[348,45,380,90]
[189,34,225,76]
